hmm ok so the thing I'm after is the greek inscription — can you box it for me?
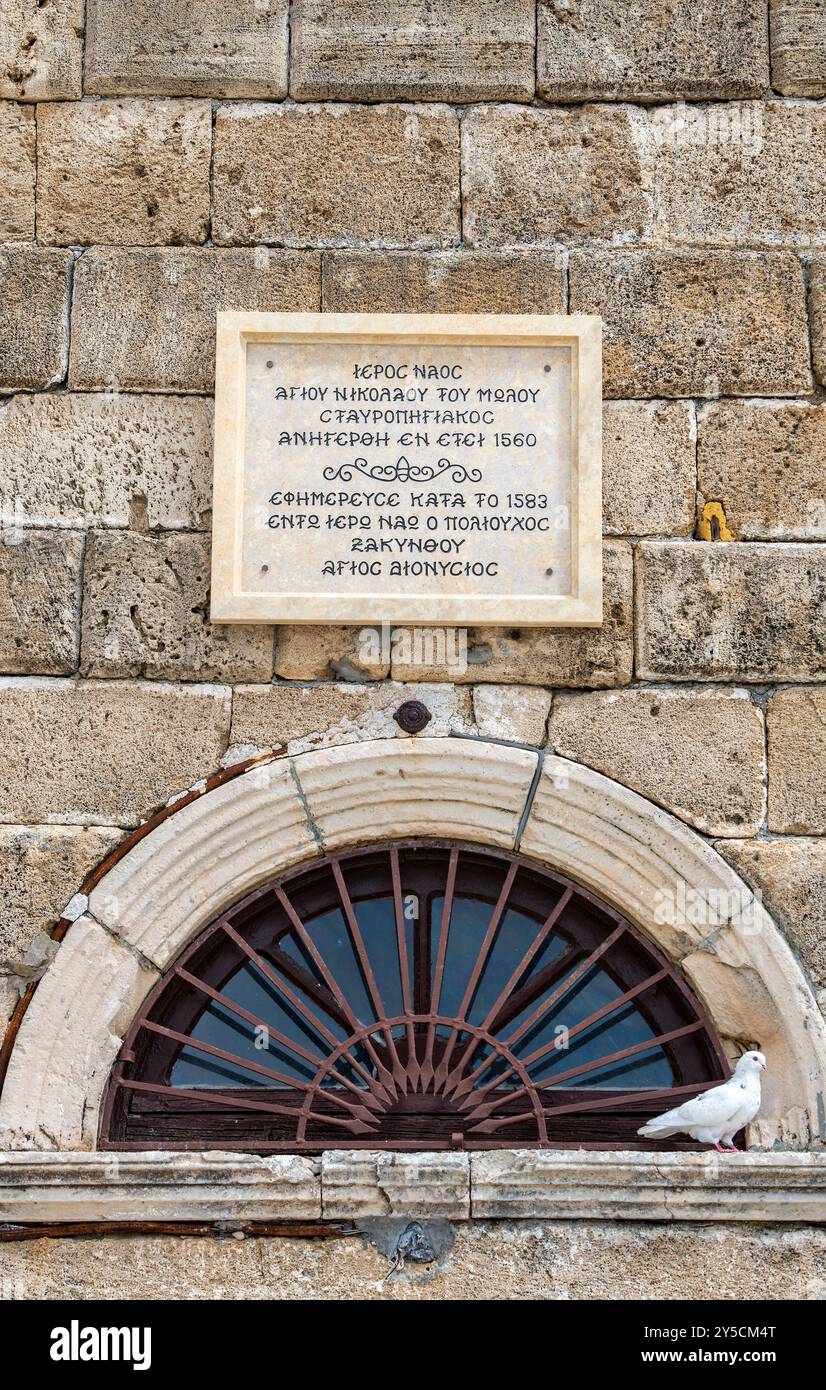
[241,338,575,603]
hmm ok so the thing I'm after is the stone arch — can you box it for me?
[1,736,824,1151]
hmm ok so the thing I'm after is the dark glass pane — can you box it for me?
[353,895,411,1018]
[430,894,490,1016]
[278,930,326,985]
[512,921,570,991]
[431,896,567,1024]
[573,1046,672,1088]
[301,906,377,1026]
[172,1043,271,1089]
[171,961,343,1088]
[504,965,673,1089]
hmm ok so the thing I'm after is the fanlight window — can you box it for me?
[102,843,728,1151]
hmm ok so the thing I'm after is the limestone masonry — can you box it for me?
[1,0,826,1301]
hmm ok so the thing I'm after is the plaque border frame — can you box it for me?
[211,311,602,626]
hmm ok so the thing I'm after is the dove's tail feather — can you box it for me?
[637,1115,683,1137]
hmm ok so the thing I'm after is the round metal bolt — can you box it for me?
[393,699,432,734]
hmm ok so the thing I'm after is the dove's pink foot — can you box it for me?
[713,1142,725,1152]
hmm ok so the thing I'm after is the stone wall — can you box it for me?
[2,0,826,1010]
[3,1220,824,1301]
[2,0,826,1298]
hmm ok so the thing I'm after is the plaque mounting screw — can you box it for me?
[394,700,432,735]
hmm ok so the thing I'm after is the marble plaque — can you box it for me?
[211,312,602,625]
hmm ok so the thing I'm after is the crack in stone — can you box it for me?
[288,756,326,851]
[86,910,157,975]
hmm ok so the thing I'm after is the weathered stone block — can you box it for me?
[37,99,212,246]
[771,0,826,95]
[81,532,272,683]
[322,250,566,314]
[0,530,82,675]
[391,542,633,687]
[604,401,695,536]
[650,101,826,250]
[274,626,389,681]
[213,103,460,248]
[0,393,213,531]
[470,1151,826,1223]
[463,104,649,249]
[569,251,810,398]
[0,248,70,391]
[538,0,768,101]
[811,258,826,387]
[295,737,536,852]
[69,248,321,393]
[637,543,826,682]
[550,688,765,837]
[230,681,471,753]
[0,679,231,827]
[0,1152,323,1222]
[85,0,288,97]
[467,101,826,251]
[718,838,826,988]
[0,102,34,239]
[767,689,826,833]
[88,757,315,970]
[290,0,535,102]
[0,826,121,975]
[0,915,157,1149]
[519,753,776,971]
[472,684,551,745]
[698,402,826,540]
[321,1151,469,1220]
[0,0,83,100]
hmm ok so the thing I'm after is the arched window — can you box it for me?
[101,842,728,1151]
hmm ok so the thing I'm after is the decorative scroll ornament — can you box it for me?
[323,455,483,485]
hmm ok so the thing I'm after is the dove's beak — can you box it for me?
[760,1060,767,1070]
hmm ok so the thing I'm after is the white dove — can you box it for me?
[637,1051,766,1151]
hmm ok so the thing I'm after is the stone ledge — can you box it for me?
[321,1150,470,1220]
[1,1150,824,1225]
[0,1151,321,1222]
[470,1150,826,1222]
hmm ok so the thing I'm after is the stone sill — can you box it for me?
[1,1149,825,1225]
